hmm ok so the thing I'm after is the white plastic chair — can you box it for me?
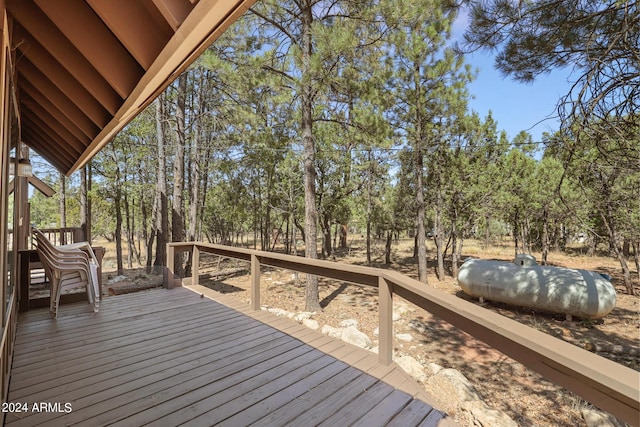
[33,229,100,318]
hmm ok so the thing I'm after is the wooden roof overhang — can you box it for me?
[7,0,256,175]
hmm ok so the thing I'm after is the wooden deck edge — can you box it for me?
[184,284,448,415]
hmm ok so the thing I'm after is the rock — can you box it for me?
[393,303,411,321]
[581,408,625,427]
[427,368,482,403]
[302,319,319,330]
[107,275,128,284]
[396,355,427,383]
[321,325,343,339]
[339,319,358,328]
[321,324,372,349]
[267,308,293,318]
[461,400,518,427]
[341,326,372,349]
[427,363,443,375]
[294,312,314,323]
[396,333,413,342]
[373,327,379,336]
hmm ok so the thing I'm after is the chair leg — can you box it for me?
[50,279,60,319]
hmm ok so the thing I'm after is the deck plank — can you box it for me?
[5,287,453,426]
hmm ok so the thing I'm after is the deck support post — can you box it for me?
[192,245,200,287]
[378,276,393,365]
[251,254,260,311]
[165,244,176,288]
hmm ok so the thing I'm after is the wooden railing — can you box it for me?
[167,242,640,426]
[36,227,85,247]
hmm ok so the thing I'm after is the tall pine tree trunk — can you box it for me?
[188,125,200,243]
[145,190,157,274]
[186,100,201,276]
[80,163,91,243]
[366,149,372,265]
[172,74,187,277]
[601,209,634,295]
[59,173,66,244]
[301,3,321,312]
[153,94,169,275]
[541,206,550,265]
[114,184,124,276]
[415,146,429,285]
[434,188,445,280]
[632,240,640,283]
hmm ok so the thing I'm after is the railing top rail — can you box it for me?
[168,241,640,425]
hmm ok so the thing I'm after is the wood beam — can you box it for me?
[21,115,81,162]
[140,0,176,36]
[151,0,193,31]
[87,0,170,70]
[13,25,120,116]
[7,1,122,110]
[20,95,90,152]
[21,127,75,173]
[20,83,96,142]
[28,175,56,198]
[35,0,144,98]
[17,59,109,130]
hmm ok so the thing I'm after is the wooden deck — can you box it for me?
[5,286,453,426]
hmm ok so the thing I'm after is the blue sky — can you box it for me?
[452,10,576,143]
[464,51,573,143]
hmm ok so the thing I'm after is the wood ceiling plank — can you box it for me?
[21,106,85,157]
[17,59,109,130]
[36,0,143,98]
[20,88,93,143]
[21,124,77,172]
[140,0,177,36]
[87,0,171,70]
[14,26,120,117]
[21,93,91,150]
[7,1,123,114]
[14,26,119,116]
[150,0,194,31]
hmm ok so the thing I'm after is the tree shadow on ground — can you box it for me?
[408,313,598,426]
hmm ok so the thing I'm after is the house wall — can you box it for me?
[0,5,19,408]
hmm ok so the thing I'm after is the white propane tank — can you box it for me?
[514,253,537,267]
[457,257,616,319]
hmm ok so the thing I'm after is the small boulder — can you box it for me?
[341,326,372,349]
[294,312,314,323]
[581,408,625,427]
[302,318,320,330]
[461,400,518,427]
[395,355,427,383]
[321,325,343,339]
[396,333,413,342]
[267,308,293,318]
[339,319,359,328]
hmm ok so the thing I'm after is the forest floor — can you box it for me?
[100,238,639,427]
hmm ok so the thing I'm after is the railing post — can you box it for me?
[165,244,176,289]
[73,227,83,243]
[378,276,393,365]
[250,254,260,311]
[192,245,200,287]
